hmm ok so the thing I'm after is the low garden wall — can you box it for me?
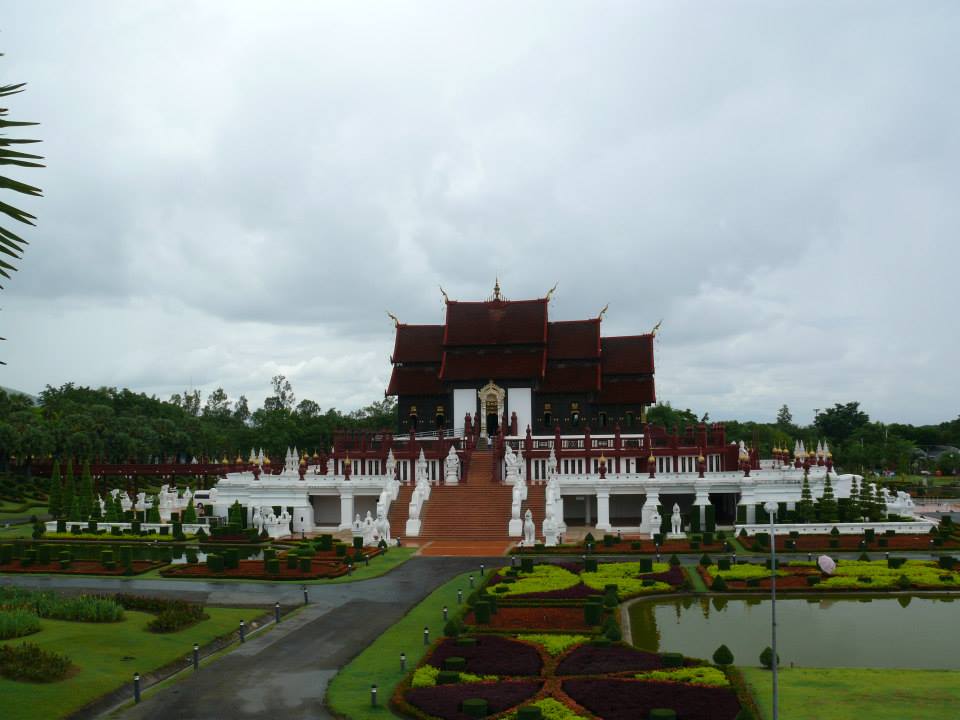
[734,521,935,536]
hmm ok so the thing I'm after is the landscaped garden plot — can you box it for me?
[514,531,730,556]
[0,541,166,576]
[699,558,960,591]
[739,529,958,553]
[0,588,249,720]
[393,633,745,720]
[160,544,383,580]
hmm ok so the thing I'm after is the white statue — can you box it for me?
[517,448,525,480]
[546,448,557,479]
[363,511,376,545]
[649,507,662,536]
[512,482,523,520]
[522,508,536,545]
[416,449,429,485]
[445,446,460,484]
[671,503,682,534]
[353,513,363,532]
[504,445,520,482]
[542,508,558,547]
[385,449,396,479]
[135,492,147,510]
[252,506,263,532]
[97,495,106,516]
[408,488,421,520]
[375,509,391,544]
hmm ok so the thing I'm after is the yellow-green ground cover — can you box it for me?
[0,607,250,720]
[744,667,960,720]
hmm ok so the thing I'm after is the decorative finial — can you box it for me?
[545,282,558,301]
[651,319,663,336]
[597,303,609,320]
[386,311,400,327]
[439,285,449,302]
[493,277,501,300]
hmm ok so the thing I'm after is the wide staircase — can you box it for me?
[387,483,416,537]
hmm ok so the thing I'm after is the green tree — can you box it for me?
[817,473,838,522]
[814,402,870,444]
[47,458,63,518]
[713,644,734,666]
[776,404,793,427]
[62,459,76,518]
[146,495,161,523]
[759,646,779,669]
[0,59,44,294]
[847,476,861,520]
[859,479,875,520]
[104,492,119,522]
[796,469,815,523]
[182,499,198,523]
[869,483,885,521]
[77,459,93,519]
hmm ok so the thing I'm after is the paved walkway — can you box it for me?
[42,556,500,719]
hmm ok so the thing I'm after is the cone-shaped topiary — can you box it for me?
[48,459,63,518]
[760,646,779,669]
[712,644,734,666]
[817,473,838,522]
[796,469,815,523]
[78,459,94,520]
[62,460,76,521]
[183,500,198,523]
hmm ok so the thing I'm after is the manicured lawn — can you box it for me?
[0,607,250,720]
[0,523,35,539]
[743,667,960,720]
[327,570,473,719]
[686,565,708,592]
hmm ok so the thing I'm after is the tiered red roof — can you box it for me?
[387,293,655,404]
[601,335,655,375]
[443,299,548,346]
[392,324,444,363]
[547,320,600,359]
[440,348,545,381]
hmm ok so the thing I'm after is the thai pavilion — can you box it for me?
[207,284,920,543]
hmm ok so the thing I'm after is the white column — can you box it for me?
[338,492,354,530]
[292,505,315,534]
[641,489,660,535]
[596,490,611,531]
[694,482,711,528]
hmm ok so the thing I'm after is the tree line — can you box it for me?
[0,375,395,472]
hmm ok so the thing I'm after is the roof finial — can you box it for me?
[493,277,501,300]
[439,285,449,303]
[386,311,400,327]
[597,303,609,320]
[546,282,558,301]
[651,319,663,336]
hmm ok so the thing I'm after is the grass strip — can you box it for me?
[686,565,709,593]
[327,570,473,719]
[742,666,960,720]
[0,607,251,720]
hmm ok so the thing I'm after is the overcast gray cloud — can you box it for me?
[1,1,958,424]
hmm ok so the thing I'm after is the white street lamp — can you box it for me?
[764,500,779,720]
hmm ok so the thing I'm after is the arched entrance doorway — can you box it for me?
[477,381,505,439]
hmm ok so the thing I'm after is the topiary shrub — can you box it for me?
[517,706,543,720]
[638,558,653,573]
[444,656,467,671]
[287,554,299,569]
[584,603,602,625]
[648,709,676,720]
[689,541,700,550]
[631,541,642,550]
[266,558,280,574]
[661,652,683,668]
[207,554,225,573]
[473,601,491,624]
[669,554,681,567]
[805,575,820,587]
[584,532,595,545]
[335,544,347,557]
[456,637,477,647]
[462,698,488,718]
[760,646,779,669]
[436,670,460,684]
[712,644,734,666]
[888,557,906,569]
[299,557,312,573]
[653,533,663,546]
[584,557,598,572]
[603,534,616,547]
[830,526,840,536]
[711,576,728,592]
[444,617,463,638]
[521,557,534,573]
[700,553,712,566]
[37,545,51,565]
[718,558,731,571]
[604,616,622,641]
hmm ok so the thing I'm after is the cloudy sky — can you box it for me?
[2,1,958,425]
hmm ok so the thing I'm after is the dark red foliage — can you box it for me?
[406,680,543,720]
[556,644,664,675]
[467,606,592,631]
[563,678,741,720]
[428,635,542,676]
[644,566,686,585]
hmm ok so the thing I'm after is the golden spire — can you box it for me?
[493,277,501,300]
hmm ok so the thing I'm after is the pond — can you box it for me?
[630,595,959,668]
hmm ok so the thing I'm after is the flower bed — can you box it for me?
[700,559,960,591]
[160,559,348,580]
[405,680,543,720]
[485,562,685,603]
[513,538,727,554]
[563,678,742,720]
[750,533,959,552]
[465,606,595,632]
[427,635,543,676]
[556,644,665,675]
[0,559,162,576]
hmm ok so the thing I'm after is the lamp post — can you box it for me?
[763,500,779,720]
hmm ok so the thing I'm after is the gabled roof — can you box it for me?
[540,363,601,393]
[386,366,444,396]
[443,299,548,346]
[547,320,601,360]
[440,348,545,381]
[597,377,656,404]
[601,335,655,375]
[391,324,444,363]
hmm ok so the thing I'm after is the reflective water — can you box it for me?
[630,595,959,668]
